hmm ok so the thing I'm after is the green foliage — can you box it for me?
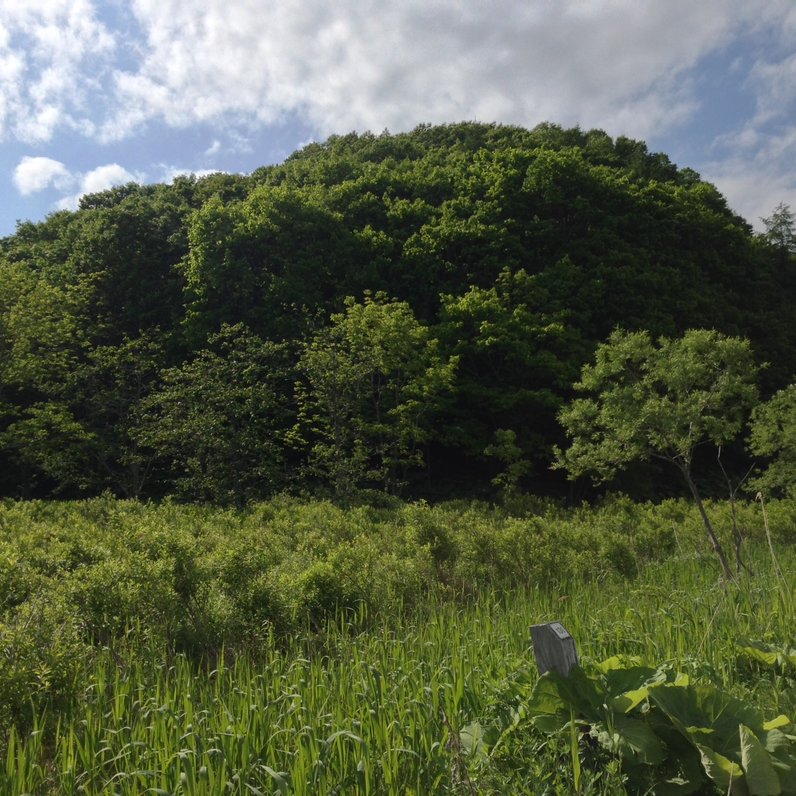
[737,640,796,674]
[761,203,796,254]
[0,592,84,732]
[297,294,457,495]
[183,186,362,343]
[556,329,760,578]
[484,429,532,498]
[2,121,795,501]
[0,496,795,793]
[556,329,759,482]
[471,657,796,795]
[749,384,796,499]
[0,402,96,492]
[133,324,294,504]
[439,267,583,473]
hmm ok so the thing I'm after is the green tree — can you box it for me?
[760,202,796,254]
[182,186,361,344]
[0,254,93,495]
[67,335,164,497]
[132,325,294,505]
[297,294,457,496]
[554,329,759,580]
[0,402,96,493]
[748,383,796,498]
[438,267,583,478]
[484,429,532,500]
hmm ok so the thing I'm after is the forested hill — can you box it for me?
[1,121,794,502]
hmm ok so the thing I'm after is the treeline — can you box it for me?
[1,121,795,503]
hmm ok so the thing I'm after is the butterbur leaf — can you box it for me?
[596,713,666,765]
[771,757,796,796]
[650,776,707,796]
[763,716,792,732]
[737,641,796,671]
[546,666,604,719]
[596,655,644,673]
[738,641,780,667]
[526,668,604,731]
[765,733,796,796]
[526,672,568,733]
[606,665,669,713]
[740,724,781,795]
[697,744,749,795]
[764,729,796,757]
[460,722,490,760]
[652,684,766,755]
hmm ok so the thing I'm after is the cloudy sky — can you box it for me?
[2,0,795,237]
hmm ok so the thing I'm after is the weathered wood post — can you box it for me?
[531,621,579,677]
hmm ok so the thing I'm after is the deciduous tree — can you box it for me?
[554,329,759,580]
[133,325,294,505]
[748,383,796,499]
[297,294,456,496]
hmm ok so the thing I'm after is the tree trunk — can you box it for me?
[679,462,735,582]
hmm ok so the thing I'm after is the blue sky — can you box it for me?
[2,0,795,238]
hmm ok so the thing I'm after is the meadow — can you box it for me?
[1,495,794,794]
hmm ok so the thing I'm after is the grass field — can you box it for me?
[1,496,794,794]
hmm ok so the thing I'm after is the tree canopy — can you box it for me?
[748,384,796,499]
[0,121,794,502]
[554,329,760,578]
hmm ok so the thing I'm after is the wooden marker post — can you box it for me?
[531,621,579,677]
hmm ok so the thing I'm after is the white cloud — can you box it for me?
[96,0,766,143]
[2,0,796,233]
[704,16,796,229]
[157,165,224,183]
[0,0,792,158]
[0,0,114,142]
[12,155,227,214]
[12,155,73,195]
[80,163,136,194]
[56,163,138,210]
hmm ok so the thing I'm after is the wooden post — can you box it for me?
[531,621,579,677]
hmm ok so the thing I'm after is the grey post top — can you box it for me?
[531,621,579,677]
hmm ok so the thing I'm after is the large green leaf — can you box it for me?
[649,775,708,796]
[763,729,796,795]
[763,716,792,733]
[460,721,491,761]
[697,745,749,795]
[651,684,766,756]
[527,667,604,732]
[737,641,796,671]
[603,663,670,713]
[526,671,569,733]
[596,712,666,765]
[740,724,781,795]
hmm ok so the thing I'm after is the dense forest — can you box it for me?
[2,121,795,503]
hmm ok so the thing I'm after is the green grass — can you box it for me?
[0,496,795,793]
[4,555,796,793]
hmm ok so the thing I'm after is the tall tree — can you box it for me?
[748,383,796,499]
[132,325,295,505]
[761,202,796,254]
[296,294,457,496]
[437,267,583,479]
[554,329,759,581]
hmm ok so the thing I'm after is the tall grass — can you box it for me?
[3,541,794,795]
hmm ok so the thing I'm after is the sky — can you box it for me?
[1,0,795,238]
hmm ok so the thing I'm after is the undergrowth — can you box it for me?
[0,495,794,793]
